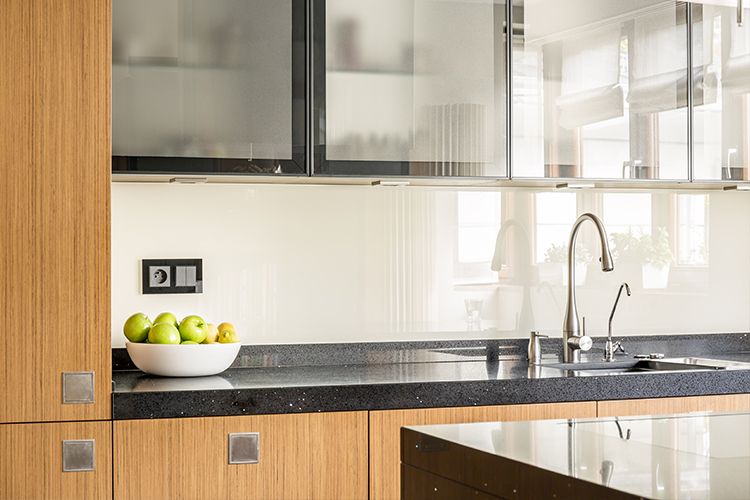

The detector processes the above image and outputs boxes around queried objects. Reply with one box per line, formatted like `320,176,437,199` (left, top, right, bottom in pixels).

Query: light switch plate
228,433,259,464
62,372,95,404
62,440,95,472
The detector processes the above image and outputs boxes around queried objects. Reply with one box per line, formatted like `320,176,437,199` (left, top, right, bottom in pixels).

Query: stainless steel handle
228,433,259,464
62,440,95,472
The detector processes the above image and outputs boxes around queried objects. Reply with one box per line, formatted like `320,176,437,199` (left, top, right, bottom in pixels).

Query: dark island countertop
402,411,750,499
111,334,750,420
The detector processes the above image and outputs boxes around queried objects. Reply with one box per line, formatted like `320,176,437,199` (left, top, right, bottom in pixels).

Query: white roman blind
556,28,625,129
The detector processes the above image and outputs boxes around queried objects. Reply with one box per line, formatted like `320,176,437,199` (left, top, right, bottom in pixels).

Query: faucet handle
567,335,593,352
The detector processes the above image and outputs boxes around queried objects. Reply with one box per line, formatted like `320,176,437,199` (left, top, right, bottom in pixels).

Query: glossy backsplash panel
112,184,750,346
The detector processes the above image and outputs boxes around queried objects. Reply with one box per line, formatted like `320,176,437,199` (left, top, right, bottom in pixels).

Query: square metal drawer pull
62,440,95,472
228,432,259,464
62,372,95,404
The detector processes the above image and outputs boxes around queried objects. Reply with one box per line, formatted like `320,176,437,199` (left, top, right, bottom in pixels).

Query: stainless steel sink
544,357,750,376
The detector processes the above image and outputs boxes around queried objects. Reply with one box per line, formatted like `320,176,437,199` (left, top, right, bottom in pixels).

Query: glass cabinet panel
314,0,508,177
512,0,690,180
112,0,305,175
692,2,750,180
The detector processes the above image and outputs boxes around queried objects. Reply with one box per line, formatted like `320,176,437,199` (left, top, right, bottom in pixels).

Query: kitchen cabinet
111,0,306,177
113,411,368,500
369,402,597,500
691,2,750,180
597,393,750,416
0,421,112,500
312,0,509,178
0,0,111,423
511,0,691,181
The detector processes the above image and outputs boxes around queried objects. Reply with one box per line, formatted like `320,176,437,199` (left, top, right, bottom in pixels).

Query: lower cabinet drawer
113,411,368,500
0,420,112,500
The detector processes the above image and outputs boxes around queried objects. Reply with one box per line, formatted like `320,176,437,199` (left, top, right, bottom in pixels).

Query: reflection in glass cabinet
314,0,508,177
692,2,750,180
512,0,690,180
112,0,306,175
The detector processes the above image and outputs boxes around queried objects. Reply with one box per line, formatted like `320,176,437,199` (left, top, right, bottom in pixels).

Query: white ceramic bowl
126,342,241,377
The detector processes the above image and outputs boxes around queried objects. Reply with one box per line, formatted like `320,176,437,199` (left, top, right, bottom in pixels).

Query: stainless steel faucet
563,213,614,363
605,282,631,361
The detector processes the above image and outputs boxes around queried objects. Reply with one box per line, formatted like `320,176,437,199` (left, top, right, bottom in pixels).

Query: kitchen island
401,411,750,499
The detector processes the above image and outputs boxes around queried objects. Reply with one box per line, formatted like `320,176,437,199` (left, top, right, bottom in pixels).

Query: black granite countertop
112,334,750,420
403,412,750,499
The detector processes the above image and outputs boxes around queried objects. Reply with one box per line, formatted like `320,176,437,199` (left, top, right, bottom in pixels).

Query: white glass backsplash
112,183,750,346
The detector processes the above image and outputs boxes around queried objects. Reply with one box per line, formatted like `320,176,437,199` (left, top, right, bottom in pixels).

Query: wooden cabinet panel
597,394,750,417
114,412,368,500
0,421,112,500
0,0,111,422
369,402,597,500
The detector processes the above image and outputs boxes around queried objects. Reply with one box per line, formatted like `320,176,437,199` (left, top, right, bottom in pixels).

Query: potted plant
639,228,672,289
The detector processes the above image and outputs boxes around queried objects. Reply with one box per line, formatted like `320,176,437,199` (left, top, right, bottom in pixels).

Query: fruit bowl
126,342,241,377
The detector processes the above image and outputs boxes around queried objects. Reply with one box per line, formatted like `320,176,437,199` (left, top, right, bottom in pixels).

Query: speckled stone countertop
112,333,750,420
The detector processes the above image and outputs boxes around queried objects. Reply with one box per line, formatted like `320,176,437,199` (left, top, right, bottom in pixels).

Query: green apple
123,313,152,343
178,315,209,343
148,323,181,344
181,340,198,344
154,312,179,329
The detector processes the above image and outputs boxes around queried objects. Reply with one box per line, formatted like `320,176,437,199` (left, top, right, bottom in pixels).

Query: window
676,194,708,266
455,191,502,283
603,193,652,237
534,192,577,263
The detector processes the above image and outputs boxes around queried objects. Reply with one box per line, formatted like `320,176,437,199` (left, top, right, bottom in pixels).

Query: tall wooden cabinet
0,0,111,497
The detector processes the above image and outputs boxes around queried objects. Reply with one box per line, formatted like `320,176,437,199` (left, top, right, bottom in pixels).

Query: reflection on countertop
404,412,750,500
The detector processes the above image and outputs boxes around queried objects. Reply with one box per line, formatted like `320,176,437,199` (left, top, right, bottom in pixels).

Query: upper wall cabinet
691,1,750,180
312,0,509,178
112,0,305,176
511,0,691,181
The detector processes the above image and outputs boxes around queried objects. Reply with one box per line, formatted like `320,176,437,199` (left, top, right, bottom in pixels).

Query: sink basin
544,357,750,376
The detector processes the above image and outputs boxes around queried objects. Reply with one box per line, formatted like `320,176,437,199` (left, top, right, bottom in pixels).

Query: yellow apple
217,322,239,343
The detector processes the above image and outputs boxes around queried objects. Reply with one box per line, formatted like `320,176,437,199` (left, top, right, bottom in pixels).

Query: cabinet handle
228,432,259,464
62,440,95,472
62,371,95,404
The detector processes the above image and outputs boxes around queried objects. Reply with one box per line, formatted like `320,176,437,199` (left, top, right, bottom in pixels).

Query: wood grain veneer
0,420,112,500
114,412,368,500
369,402,597,500
0,0,111,422
597,394,750,417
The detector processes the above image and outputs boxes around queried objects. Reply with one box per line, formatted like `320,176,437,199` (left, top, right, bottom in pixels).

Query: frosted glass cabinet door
314,0,508,177
112,0,305,175
511,0,690,180
692,2,750,181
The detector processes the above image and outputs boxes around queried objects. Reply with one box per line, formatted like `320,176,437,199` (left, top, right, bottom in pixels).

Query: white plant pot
642,263,670,289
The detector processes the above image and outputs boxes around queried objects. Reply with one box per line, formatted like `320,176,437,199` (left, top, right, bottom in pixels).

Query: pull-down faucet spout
562,213,614,363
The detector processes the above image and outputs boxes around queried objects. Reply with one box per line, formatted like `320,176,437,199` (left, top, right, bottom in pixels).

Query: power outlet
142,259,203,294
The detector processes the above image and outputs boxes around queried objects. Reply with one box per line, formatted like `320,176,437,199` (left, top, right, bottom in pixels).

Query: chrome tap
605,282,631,361
563,213,614,363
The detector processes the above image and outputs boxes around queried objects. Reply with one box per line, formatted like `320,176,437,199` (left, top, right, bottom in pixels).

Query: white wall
112,183,750,346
